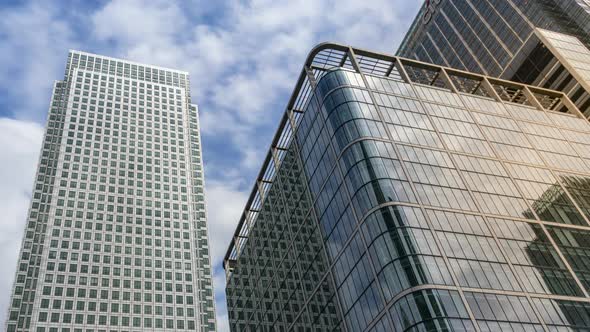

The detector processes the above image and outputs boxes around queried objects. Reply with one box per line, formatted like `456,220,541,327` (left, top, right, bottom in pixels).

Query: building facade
6,50,216,332
397,0,590,119
224,43,590,331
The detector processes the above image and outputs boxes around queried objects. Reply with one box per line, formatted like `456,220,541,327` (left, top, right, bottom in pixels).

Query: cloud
0,1,78,121
92,0,188,45
205,180,249,270
0,118,44,324
205,180,249,332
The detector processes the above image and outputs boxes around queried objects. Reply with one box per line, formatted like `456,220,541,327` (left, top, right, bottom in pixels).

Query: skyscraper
224,43,590,331
6,50,216,332
397,0,590,118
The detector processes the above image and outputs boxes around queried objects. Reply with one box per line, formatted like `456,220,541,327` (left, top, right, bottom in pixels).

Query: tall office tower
6,50,216,332
224,43,590,331
397,0,590,118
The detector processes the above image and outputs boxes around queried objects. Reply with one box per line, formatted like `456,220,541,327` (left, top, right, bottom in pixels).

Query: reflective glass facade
397,0,590,118
225,44,590,331
6,51,216,332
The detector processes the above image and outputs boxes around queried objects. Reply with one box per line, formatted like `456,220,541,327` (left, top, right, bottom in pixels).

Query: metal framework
222,42,584,274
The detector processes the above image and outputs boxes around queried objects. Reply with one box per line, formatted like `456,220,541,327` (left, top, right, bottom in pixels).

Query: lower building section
224,44,590,331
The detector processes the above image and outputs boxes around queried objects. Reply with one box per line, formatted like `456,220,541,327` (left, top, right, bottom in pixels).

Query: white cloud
92,0,188,45
205,180,249,332
0,2,77,121
205,180,249,269
0,118,44,324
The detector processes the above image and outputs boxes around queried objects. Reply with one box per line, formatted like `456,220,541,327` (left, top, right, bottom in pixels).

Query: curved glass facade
225,46,590,331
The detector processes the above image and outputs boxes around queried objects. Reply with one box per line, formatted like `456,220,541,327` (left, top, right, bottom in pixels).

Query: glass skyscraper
397,0,590,118
6,50,216,332
224,43,590,331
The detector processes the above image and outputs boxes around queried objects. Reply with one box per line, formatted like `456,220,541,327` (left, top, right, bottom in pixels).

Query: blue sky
0,0,420,330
